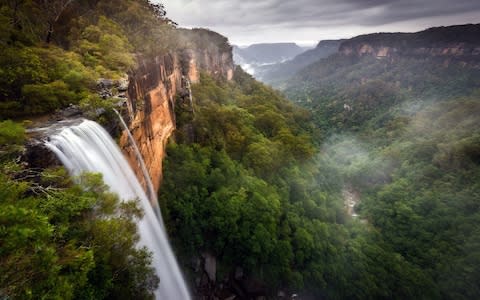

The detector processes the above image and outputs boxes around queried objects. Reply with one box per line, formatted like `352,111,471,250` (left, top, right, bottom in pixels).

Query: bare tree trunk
42,0,74,44
46,22,53,43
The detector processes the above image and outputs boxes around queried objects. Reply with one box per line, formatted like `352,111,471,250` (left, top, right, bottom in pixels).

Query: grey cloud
357,0,480,25
160,0,480,44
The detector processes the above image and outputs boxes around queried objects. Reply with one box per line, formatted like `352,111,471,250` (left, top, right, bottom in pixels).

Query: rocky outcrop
339,24,480,62
118,53,179,192
22,139,61,169
119,43,234,192
182,48,234,83
190,253,276,300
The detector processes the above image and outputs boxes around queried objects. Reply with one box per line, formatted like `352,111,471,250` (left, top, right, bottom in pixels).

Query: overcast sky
159,0,480,46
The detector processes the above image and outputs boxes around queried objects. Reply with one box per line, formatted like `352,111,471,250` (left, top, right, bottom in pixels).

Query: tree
6,0,25,30
37,0,75,43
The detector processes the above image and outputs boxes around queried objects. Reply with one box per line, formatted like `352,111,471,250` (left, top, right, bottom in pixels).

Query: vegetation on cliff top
0,0,230,119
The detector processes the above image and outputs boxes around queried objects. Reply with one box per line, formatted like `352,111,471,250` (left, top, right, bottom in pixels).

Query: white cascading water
182,76,195,116
44,119,191,300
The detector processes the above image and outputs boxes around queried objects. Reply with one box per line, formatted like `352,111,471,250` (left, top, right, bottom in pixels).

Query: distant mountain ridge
256,39,344,85
233,43,306,64
283,23,480,127
251,24,480,90
339,23,480,59
232,42,311,76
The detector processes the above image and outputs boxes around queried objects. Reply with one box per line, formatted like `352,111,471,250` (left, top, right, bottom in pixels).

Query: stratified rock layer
120,46,234,192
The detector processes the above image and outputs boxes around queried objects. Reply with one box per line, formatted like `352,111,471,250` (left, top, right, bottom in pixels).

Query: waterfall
113,109,163,227
183,76,195,116
44,119,191,300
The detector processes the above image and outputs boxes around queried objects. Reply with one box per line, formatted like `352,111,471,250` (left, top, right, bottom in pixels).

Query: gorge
1,0,480,298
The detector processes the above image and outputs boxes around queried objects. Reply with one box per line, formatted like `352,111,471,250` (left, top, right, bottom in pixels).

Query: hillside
160,68,434,299
282,23,480,299
284,24,480,131
256,40,343,86
233,42,309,75
233,43,306,64
339,24,480,58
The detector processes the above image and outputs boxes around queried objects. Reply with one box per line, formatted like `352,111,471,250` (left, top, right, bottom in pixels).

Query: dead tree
38,0,75,43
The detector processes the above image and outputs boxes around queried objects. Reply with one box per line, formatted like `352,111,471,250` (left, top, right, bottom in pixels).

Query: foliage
1,0,479,298
176,28,232,53
285,53,480,133
70,16,135,77
0,120,25,145
0,121,158,299
21,80,78,114
0,161,159,299
283,33,480,298
0,0,178,118
160,71,434,298
0,44,98,118
0,120,26,159
354,95,480,299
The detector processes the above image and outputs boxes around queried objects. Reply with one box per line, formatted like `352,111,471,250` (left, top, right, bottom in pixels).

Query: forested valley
0,0,479,299
162,25,480,298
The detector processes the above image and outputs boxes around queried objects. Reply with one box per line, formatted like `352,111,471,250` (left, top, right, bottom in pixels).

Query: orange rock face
119,48,234,193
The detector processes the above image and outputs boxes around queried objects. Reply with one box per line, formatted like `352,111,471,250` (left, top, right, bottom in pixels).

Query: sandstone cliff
339,24,480,62
119,38,234,193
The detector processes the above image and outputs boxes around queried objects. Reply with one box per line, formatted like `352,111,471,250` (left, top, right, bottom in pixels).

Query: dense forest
1,0,479,299
279,26,480,298
161,69,440,298
160,50,479,298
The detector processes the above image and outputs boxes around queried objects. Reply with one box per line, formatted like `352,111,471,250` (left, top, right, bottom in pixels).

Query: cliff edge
120,29,234,192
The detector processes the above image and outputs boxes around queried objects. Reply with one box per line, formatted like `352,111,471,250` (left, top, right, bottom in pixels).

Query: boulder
22,139,61,169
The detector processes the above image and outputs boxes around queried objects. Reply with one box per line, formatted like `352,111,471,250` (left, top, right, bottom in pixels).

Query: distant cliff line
338,23,480,59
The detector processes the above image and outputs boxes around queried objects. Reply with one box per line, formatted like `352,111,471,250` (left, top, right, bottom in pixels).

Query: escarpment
338,24,480,62
120,39,234,192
